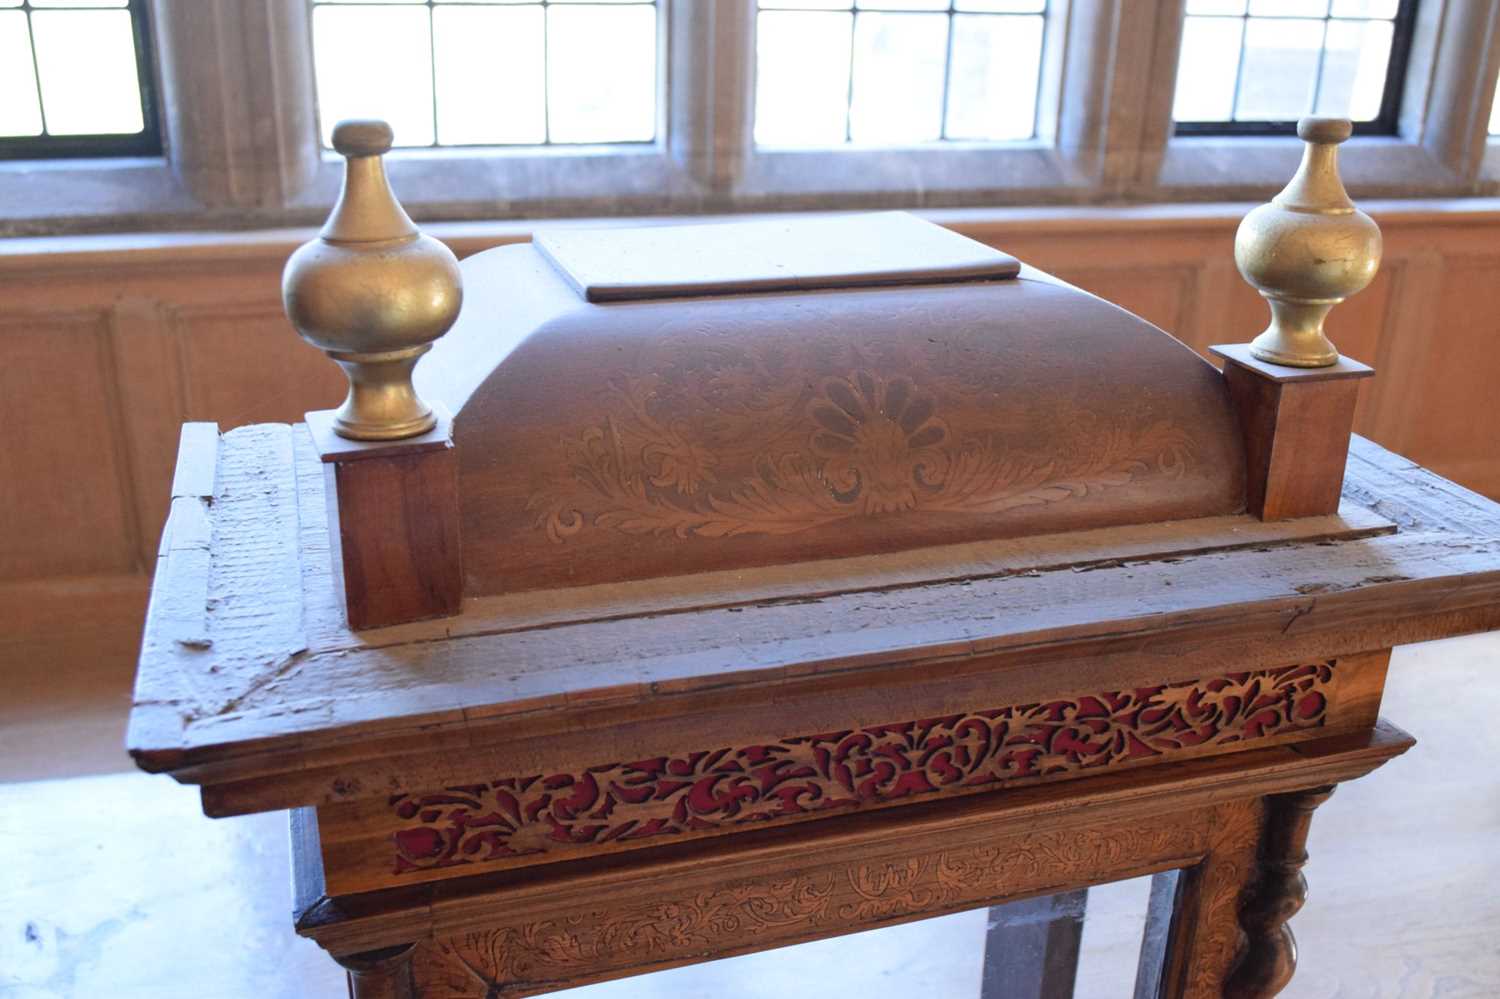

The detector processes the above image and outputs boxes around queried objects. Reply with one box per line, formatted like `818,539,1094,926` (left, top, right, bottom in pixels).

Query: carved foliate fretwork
387,663,1333,880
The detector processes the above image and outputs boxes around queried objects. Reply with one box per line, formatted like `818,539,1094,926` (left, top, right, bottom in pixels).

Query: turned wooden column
334,943,417,999
1225,785,1337,999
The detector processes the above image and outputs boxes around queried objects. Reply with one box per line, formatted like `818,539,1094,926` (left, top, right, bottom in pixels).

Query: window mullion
1416,0,1500,188
668,0,755,196
1055,0,1182,199
151,0,320,212
1123,0,1189,200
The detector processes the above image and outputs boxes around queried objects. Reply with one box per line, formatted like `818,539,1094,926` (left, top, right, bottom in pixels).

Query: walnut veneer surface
417,243,1244,595
129,432,1498,798
11,203,1500,593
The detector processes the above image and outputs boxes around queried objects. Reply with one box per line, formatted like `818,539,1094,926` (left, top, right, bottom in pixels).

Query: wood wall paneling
1,207,1496,589
108,298,191,570
1402,254,1500,491
1051,266,1199,339
1,310,140,577
177,304,343,429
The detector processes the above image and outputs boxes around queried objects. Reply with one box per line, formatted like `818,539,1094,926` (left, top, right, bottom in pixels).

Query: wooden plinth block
1211,344,1374,521
308,407,462,631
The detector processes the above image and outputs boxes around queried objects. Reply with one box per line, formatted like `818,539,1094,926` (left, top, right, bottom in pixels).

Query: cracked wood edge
129,431,1500,800
128,422,309,763
173,525,1498,769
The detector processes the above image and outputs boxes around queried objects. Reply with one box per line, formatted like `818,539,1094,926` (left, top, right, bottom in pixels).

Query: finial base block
1211,344,1374,521
307,405,462,631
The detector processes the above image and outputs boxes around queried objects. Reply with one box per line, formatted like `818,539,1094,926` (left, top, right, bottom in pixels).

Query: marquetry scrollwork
1184,798,1267,999
409,817,1213,998
532,368,1194,542
388,663,1333,877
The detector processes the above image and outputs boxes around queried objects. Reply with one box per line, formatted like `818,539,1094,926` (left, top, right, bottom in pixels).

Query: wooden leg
334,943,416,999
1224,785,1336,999
979,889,1088,999
1152,799,1265,999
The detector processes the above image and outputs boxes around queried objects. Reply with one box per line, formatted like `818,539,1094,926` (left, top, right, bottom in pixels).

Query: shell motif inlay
531,369,1196,542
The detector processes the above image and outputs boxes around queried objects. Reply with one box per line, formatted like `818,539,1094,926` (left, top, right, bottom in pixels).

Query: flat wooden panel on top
534,211,1021,302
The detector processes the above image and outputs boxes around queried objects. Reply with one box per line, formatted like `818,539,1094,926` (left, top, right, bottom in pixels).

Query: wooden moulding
308,407,462,631
1211,344,1375,521
291,720,1415,995
311,649,1390,896
136,433,1500,816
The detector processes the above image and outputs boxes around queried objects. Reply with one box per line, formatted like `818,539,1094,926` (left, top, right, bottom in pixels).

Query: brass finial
1234,116,1382,368
282,119,462,440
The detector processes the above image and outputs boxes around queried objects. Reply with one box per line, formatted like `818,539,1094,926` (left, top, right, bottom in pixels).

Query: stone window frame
2,0,1498,236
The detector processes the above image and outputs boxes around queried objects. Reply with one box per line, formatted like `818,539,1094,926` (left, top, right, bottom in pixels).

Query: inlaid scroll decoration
410,813,1217,998
388,662,1332,877
531,369,1195,542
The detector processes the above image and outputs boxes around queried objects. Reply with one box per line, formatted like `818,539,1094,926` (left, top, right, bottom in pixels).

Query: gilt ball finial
330,118,394,158
282,118,462,440
1233,115,1381,368
1296,116,1353,144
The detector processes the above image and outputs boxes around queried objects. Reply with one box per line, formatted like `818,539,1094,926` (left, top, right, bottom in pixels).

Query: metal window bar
0,0,161,161
307,0,661,150
1174,0,1419,138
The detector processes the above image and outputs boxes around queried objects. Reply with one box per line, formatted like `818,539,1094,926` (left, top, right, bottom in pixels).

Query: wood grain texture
312,409,463,631
334,945,417,999
325,449,462,631
16,634,1500,998
425,245,1245,595
1219,352,1369,520
1156,799,1267,999
408,812,1207,999
126,432,1500,820
1224,785,1336,999
314,657,1379,895
8,206,1500,586
292,723,1413,988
